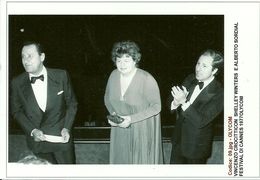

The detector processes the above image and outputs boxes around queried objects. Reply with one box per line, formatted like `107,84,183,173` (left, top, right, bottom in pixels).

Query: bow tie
197,81,204,90
30,75,44,84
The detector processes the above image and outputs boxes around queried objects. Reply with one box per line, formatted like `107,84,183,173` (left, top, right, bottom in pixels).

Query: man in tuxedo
170,49,224,164
10,41,78,164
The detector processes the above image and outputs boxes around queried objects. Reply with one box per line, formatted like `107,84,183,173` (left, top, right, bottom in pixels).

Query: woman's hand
118,115,131,128
107,112,119,127
108,119,118,127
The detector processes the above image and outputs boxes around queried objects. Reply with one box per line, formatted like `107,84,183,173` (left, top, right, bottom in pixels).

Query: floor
8,134,223,164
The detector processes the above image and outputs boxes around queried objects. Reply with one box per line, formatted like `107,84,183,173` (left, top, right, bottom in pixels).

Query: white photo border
0,0,259,179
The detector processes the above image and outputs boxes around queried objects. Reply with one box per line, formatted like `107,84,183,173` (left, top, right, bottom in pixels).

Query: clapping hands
171,85,189,106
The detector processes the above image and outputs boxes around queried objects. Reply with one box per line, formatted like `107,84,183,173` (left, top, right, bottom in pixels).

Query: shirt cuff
181,101,191,111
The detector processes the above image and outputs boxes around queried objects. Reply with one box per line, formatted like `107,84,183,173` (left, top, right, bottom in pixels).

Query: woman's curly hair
111,40,141,64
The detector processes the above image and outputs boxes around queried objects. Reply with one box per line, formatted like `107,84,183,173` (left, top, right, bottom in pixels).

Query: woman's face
116,54,136,76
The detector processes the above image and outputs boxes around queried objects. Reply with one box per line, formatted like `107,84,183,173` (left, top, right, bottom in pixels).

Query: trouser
170,143,207,164
35,147,76,164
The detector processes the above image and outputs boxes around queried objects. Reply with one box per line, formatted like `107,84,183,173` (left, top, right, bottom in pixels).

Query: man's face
195,55,217,82
116,54,136,76
21,44,45,75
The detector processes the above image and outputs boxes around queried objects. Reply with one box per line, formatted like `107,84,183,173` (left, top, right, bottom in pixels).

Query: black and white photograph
8,14,224,165
0,0,259,179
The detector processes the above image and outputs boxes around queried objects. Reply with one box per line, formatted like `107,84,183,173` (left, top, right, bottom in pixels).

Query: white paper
43,134,65,143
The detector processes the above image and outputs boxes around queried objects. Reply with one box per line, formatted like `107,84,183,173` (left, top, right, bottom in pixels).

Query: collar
120,67,137,79
29,66,47,79
200,76,215,89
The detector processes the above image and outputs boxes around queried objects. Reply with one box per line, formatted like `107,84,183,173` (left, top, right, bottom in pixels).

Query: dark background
9,15,224,136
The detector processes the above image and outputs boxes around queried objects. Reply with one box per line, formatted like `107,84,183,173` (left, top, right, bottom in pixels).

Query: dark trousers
170,144,207,164
35,147,76,164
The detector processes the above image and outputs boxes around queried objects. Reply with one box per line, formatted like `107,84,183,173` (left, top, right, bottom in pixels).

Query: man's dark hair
22,40,45,55
201,49,224,75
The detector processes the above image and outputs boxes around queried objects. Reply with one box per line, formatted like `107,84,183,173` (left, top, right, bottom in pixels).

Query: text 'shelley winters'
227,22,244,177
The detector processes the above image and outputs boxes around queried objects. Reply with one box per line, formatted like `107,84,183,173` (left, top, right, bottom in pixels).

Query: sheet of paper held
43,134,66,143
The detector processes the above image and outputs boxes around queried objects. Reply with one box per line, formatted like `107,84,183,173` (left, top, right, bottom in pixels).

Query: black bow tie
30,75,44,84
197,81,204,90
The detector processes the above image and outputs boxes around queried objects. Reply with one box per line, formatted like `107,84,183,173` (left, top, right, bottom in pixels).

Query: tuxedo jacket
172,74,224,159
10,68,78,153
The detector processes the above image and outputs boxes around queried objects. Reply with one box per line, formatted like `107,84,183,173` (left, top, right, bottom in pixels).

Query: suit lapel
186,79,197,101
193,79,218,104
21,74,43,115
45,68,60,112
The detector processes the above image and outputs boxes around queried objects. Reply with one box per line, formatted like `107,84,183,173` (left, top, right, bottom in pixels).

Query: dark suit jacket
10,68,78,153
172,74,223,159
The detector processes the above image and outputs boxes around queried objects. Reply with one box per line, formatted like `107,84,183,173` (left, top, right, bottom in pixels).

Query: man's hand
32,129,46,142
171,86,189,105
61,128,70,143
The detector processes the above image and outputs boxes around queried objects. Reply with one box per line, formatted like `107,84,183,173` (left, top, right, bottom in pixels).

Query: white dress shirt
29,66,48,112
